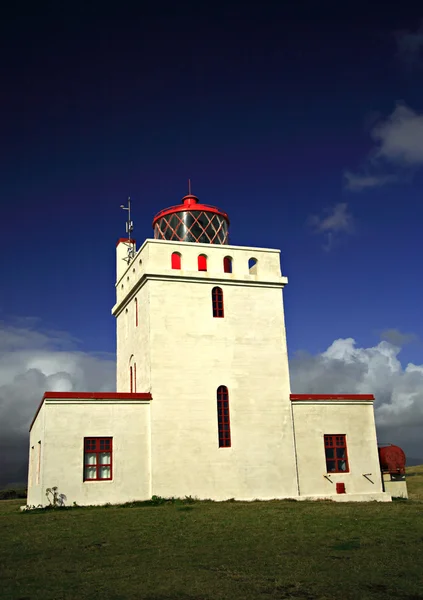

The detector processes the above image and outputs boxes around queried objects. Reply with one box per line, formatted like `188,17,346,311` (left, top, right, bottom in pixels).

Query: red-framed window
84,438,113,481
133,362,137,393
130,366,133,393
135,297,138,327
223,256,232,273
217,386,231,448
171,252,181,270
324,435,349,473
212,287,224,318
198,254,207,271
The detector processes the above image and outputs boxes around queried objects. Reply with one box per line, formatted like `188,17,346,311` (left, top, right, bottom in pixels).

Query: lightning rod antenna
188,178,192,195
120,197,135,263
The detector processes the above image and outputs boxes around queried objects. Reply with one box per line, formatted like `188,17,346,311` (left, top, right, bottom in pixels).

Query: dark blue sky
1,7,423,365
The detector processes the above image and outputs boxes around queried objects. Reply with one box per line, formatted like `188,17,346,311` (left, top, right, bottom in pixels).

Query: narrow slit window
212,287,224,318
135,298,138,327
248,257,258,274
130,366,133,393
84,437,112,481
217,386,231,448
223,256,232,273
198,254,207,271
171,252,181,270
324,435,349,473
134,362,137,393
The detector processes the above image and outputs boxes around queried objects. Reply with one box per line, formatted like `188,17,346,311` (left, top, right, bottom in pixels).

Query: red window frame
171,252,181,270
130,366,133,393
83,437,113,481
198,254,207,271
135,297,138,327
324,435,349,473
217,386,231,448
223,256,232,273
212,287,224,318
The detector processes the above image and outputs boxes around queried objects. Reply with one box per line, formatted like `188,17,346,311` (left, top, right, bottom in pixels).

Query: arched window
248,257,258,274
171,252,181,270
135,298,138,327
212,287,224,318
223,256,232,273
217,386,231,448
129,366,133,393
198,254,207,271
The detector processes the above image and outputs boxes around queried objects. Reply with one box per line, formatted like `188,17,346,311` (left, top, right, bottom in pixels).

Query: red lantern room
152,193,230,245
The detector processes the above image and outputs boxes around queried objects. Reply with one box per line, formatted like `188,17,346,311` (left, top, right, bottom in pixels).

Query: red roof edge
116,238,136,247
29,392,152,432
290,394,374,401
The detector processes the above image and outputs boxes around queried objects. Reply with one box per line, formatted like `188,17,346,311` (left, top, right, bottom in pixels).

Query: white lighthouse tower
26,186,391,508
112,191,299,500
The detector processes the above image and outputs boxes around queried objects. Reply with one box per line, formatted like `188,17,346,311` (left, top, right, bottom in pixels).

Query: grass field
1,467,422,600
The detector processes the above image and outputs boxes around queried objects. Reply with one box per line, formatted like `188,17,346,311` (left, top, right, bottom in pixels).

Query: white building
27,193,391,506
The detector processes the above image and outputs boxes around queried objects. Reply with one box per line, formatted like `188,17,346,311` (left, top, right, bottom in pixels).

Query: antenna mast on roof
188,178,192,195
120,197,135,263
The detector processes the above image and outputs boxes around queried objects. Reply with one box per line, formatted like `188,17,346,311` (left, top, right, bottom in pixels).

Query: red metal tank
378,444,406,475
152,194,230,245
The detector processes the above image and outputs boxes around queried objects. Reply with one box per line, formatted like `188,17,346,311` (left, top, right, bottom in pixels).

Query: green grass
1,473,423,600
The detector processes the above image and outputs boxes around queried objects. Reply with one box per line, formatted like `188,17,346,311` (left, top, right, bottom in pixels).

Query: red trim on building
116,238,136,247
152,198,230,228
42,392,152,400
290,394,374,401
29,392,152,432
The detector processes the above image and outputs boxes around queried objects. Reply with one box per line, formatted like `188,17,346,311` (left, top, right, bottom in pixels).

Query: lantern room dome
152,193,229,245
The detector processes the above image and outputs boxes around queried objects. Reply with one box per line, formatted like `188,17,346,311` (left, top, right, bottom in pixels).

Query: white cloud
0,322,115,487
344,171,398,192
290,338,423,463
395,21,423,70
345,103,423,191
371,103,423,165
308,203,354,251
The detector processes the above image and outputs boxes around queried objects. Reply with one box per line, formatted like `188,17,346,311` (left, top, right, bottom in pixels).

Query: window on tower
84,437,112,481
130,366,133,393
223,256,232,273
217,386,231,448
135,298,138,327
212,287,224,318
248,257,258,274
198,254,207,271
324,435,349,473
171,252,181,270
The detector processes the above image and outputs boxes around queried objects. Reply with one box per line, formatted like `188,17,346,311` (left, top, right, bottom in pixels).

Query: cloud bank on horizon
0,320,422,487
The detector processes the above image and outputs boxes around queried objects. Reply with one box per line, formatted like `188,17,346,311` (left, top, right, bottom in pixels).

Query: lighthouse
26,188,390,507
112,190,300,500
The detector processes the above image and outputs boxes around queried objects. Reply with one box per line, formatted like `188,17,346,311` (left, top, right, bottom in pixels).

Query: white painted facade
27,231,392,506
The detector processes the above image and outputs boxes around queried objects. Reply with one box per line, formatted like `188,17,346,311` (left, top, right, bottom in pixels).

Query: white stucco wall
26,404,45,507
292,400,390,501
28,397,151,507
112,239,299,501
